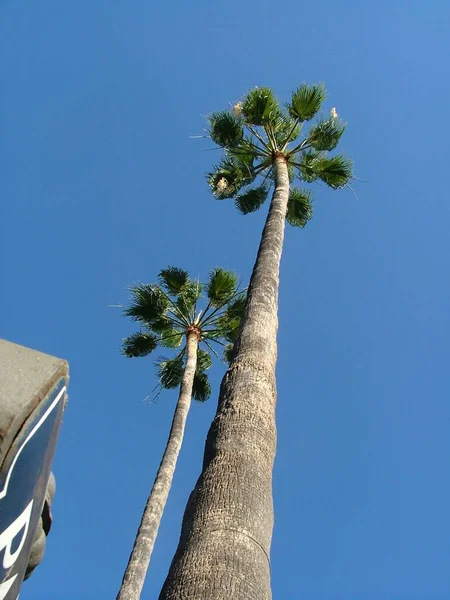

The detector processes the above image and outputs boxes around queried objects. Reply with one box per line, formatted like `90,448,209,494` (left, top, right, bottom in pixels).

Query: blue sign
0,379,66,600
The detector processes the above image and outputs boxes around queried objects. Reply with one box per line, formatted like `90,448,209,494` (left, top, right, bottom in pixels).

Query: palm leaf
210,314,238,342
213,293,246,342
151,315,176,333
224,317,241,342
296,149,324,183
177,280,202,316
228,138,259,170
207,268,237,307
121,331,159,358
157,355,185,389
192,372,211,402
208,111,244,148
274,114,301,147
286,188,313,228
235,185,268,215
316,155,353,189
196,349,212,373
124,284,168,324
223,343,235,364
242,87,282,126
159,267,189,295
287,163,295,182
159,328,184,348
207,157,252,199
288,83,326,121
307,117,346,151
224,293,246,319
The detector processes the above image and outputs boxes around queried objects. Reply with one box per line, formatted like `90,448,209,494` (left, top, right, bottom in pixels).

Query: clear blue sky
1,1,450,599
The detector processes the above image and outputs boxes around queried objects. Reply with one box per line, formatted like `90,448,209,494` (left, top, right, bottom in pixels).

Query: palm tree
159,85,353,600
116,266,245,600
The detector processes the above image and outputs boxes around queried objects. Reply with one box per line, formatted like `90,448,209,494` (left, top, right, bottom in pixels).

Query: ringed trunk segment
159,157,290,600
116,333,199,600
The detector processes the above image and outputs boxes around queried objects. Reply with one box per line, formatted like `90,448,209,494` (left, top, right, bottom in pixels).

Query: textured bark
159,157,290,600
116,333,199,600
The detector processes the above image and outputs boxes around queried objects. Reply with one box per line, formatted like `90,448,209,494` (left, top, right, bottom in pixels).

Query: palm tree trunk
159,156,290,600
116,332,199,600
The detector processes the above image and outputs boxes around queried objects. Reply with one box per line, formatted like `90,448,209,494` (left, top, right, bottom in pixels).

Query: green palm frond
224,293,246,318
307,117,346,151
295,149,324,183
316,155,353,189
274,114,301,148
207,268,238,307
213,293,246,342
242,87,282,126
157,354,185,389
196,349,212,373
177,280,202,316
286,188,313,228
208,315,238,342
159,329,184,348
287,163,295,182
223,343,234,364
207,157,253,199
159,267,189,295
288,83,326,121
124,284,168,324
228,138,260,169
235,185,269,215
192,372,211,402
224,317,241,342
151,315,174,333
208,111,244,148
122,331,159,358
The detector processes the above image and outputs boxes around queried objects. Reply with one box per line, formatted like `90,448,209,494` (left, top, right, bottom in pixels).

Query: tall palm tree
159,85,353,600
116,266,245,600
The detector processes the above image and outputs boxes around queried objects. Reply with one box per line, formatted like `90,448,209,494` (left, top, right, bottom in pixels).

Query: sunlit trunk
159,156,290,600
116,332,199,600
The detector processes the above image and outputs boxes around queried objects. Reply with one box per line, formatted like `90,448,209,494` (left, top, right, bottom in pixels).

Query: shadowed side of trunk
159,157,290,600
116,332,199,600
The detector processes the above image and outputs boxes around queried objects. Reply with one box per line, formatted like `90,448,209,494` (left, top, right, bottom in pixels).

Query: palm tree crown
122,266,245,400
206,84,353,224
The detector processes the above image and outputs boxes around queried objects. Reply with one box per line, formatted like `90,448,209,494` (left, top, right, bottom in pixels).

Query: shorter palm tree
116,266,244,600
